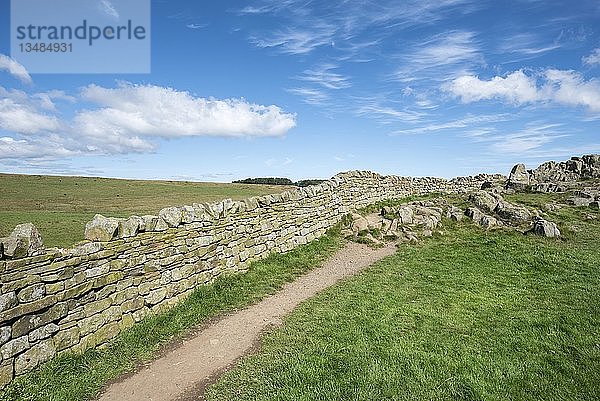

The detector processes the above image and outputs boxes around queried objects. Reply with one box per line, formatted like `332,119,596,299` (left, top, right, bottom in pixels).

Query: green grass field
0,174,291,248
2,187,598,401
206,198,600,400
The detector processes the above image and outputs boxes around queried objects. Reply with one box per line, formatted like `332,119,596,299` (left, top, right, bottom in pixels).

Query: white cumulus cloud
0,54,32,84
444,69,600,113
0,87,62,134
77,83,296,139
443,70,539,104
0,82,297,160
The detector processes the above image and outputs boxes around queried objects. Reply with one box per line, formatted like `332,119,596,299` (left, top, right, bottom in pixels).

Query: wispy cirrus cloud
186,23,208,30
295,64,351,90
241,0,480,58
250,24,336,55
354,98,426,124
393,30,483,82
390,114,509,136
99,0,119,20
286,87,329,105
498,32,561,56
583,48,600,66
491,123,569,153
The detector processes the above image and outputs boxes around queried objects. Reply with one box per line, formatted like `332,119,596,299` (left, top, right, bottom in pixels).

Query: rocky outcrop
508,163,530,188
469,191,500,214
508,154,600,191
344,200,449,243
495,200,531,223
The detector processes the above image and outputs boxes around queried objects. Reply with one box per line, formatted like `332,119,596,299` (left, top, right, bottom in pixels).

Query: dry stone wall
0,170,501,388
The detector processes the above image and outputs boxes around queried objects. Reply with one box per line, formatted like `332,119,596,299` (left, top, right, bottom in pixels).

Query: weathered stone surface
0,326,11,346
54,327,80,352
159,207,182,228
70,242,103,257
83,321,120,348
480,215,498,229
0,335,29,359
85,215,120,242
28,323,59,342
0,361,13,390
446,206,464,222
145,288,167,305
11,302,68,338
0,292,17,313
181,206,196,223
568,197,592,207
350,213,368,233
84,298,112,318
2,223,44,259
508,163,530,187
15,339,56,375
465,207,484,223
590,201,600,210
365,214,383,230
469,191,499,214
17,283,46,303
118,216,142,238
495,201,532,223
532,218,561,238
141,215,159,231
154,218,169,232
397,206,414,224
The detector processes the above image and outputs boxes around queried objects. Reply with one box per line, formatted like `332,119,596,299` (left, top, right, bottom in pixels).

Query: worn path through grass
97,242,395,401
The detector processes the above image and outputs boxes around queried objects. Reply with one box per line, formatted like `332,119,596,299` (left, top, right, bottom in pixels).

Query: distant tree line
233,178,326,187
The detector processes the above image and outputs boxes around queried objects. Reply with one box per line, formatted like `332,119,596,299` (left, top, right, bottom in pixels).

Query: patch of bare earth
96,242,396,401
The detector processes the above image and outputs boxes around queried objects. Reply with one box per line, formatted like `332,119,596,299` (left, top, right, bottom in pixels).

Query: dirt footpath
97,242,396,401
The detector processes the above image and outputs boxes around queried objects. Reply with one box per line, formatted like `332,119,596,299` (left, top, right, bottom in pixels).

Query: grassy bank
207,202,600,400
0,173,292,247
0,229,343,401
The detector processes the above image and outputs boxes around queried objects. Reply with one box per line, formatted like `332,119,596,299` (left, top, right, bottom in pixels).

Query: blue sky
1,0,600,181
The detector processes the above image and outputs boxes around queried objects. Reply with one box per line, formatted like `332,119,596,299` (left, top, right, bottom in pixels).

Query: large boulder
531,218,561,238
508,163,530,188
469,191,499,214
567,197,592,207
365,214,383,230
397,206,414,225
465,207,484,223
480,215,499,229
85,214,120,242
446,206,464,222
495,201,532,223
2,223,44,258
